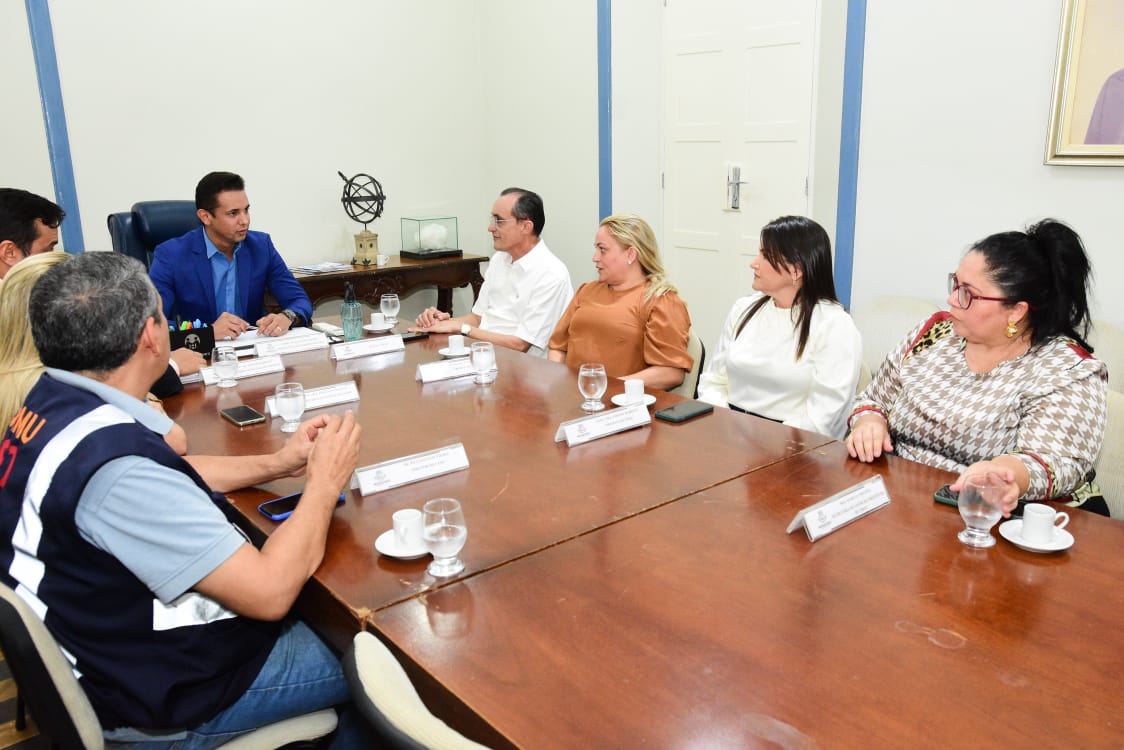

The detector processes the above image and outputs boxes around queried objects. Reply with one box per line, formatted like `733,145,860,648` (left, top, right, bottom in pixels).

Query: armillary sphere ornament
338,171,387,265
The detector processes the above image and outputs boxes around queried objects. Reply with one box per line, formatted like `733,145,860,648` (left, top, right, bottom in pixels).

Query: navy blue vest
0,374,278,730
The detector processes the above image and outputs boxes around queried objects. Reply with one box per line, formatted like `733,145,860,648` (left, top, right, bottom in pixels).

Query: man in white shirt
410,187,572,355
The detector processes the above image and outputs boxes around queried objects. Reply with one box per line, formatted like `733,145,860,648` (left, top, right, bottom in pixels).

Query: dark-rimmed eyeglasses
947,273,1018,309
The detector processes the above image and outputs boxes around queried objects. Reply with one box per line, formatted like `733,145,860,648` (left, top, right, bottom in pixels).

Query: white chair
1094,389,1124,519
670,330,706,398
0,583,338,750
852,295,939,375
343,632,491,749
1090,319,1124,394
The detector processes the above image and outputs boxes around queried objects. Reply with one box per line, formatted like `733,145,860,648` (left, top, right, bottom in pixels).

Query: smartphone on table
220,405,266,427
258,491,346,521
654,399,714,423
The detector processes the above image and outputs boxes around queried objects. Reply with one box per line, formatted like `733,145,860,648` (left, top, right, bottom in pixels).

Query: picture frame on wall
1045,0,1124,165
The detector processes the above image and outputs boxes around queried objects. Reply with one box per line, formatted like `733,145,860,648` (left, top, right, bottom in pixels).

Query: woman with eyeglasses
548,214,692,389
846,219,1109,516
696,215,862,438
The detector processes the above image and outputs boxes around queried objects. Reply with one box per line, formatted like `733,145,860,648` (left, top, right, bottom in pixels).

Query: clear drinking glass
422,497,467,577
380,293,401,325
578,363,608,412
212,346,238,388
471,341,496,384
274,382,305,433
957,475,1004,548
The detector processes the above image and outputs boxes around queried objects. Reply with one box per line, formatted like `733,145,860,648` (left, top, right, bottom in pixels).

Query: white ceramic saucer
438,347,471,358
363,322,396,333
998,519,1074,553
374,529,430,560
610,393,657,407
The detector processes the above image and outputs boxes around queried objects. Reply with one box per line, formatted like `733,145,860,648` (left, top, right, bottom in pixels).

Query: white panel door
664,0,818,352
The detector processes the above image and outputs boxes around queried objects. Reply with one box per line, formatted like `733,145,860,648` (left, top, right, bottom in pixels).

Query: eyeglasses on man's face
489,215,519,228
947,273,1017,309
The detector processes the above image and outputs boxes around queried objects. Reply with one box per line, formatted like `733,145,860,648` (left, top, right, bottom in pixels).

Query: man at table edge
410,187,573,355
0,188,203,396
0,251,369,742
149,171,313,341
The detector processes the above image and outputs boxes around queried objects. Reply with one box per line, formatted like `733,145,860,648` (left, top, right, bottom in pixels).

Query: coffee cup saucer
610,393,656,407
364,322,395,333
998,519,1074,553
375,529,430,560
438,346,471,358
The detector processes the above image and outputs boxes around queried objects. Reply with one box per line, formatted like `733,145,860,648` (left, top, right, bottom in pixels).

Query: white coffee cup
624,378,645,404
376,254,390,267
448,334,465,353
392,508,423,549
1020,503,1069,545
370,312,386,326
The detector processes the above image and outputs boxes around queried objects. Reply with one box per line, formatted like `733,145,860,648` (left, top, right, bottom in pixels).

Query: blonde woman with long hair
0,251,69,428
548,214,692,390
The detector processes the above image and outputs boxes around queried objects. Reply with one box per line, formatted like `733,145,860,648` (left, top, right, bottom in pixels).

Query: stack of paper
291,261,353,274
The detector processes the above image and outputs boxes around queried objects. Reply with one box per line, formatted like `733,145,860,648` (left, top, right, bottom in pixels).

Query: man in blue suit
150,172,313,341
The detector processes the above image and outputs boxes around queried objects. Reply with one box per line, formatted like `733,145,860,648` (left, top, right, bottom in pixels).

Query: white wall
4,1,598,320
852,1,1124,329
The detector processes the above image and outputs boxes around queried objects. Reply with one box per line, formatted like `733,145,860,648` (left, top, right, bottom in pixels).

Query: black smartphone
401,331,429,342
654,399,714,423
934,484,958,507
220,405,266,427
257,492,346,521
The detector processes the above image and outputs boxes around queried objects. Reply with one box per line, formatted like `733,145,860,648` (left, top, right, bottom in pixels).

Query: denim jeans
106,620,372,749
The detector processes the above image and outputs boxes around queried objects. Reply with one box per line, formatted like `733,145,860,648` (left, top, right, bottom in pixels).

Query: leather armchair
107,200,200,269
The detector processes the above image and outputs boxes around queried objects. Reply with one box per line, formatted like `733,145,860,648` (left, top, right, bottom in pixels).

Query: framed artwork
1045,0,1124,165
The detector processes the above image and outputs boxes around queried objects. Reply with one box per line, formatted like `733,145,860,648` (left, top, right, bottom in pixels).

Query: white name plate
254,331,329,357
554,404,651,447
416,358,475,383
350,443,470,496
264,381,360,417
200,354,285,385
330,335,405,361
786,475,891,541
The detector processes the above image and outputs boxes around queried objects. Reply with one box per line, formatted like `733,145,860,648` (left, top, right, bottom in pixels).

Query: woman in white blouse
697,215,862,438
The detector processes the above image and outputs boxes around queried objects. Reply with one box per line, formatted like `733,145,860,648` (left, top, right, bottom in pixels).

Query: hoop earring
1005,320,1018,339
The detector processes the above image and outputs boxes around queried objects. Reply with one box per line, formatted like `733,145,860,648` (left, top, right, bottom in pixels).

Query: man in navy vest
0,252,368,745
150,171,313,341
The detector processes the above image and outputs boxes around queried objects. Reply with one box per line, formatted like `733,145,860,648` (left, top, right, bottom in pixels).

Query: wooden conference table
286,253,487,314
167,333,1124,749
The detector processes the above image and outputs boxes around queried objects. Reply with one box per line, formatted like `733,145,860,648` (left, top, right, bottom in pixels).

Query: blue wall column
597,0,612,220
834,0,867,308
26,0,84,253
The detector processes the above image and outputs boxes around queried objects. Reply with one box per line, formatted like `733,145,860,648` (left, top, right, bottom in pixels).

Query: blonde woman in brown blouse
846,219,1109,516
548,214,692,390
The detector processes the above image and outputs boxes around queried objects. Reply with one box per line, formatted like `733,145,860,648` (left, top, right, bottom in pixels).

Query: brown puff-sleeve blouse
548,280,693,379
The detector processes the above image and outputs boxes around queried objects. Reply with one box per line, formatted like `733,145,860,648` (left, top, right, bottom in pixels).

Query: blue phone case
258,492,345,521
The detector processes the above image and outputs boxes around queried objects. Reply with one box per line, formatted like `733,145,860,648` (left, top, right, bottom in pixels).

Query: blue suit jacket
149,228,312,325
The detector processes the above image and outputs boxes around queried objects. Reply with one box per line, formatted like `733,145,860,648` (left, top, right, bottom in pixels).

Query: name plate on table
200,355,285,385
264,382,360,417
254,330,329,357
416,358,487,383
786,475,891,541
330,335,405,361
554,404,651,447
350,443,470,496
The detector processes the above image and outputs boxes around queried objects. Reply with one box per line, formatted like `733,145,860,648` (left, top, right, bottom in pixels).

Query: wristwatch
282,309,301,326
461,323,472,336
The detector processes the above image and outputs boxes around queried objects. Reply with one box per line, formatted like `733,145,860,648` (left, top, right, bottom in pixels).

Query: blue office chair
107,201,200,269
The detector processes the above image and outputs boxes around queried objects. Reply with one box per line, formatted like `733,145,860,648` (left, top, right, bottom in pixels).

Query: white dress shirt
472,240,573,355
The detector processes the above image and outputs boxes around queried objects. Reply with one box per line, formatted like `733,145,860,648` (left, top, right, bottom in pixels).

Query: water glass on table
211,346,238,388
578,363,608,412
274,382,305,433
422,498,467,577
471,342,496,384
957,475,1004,548
380,293,400,325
